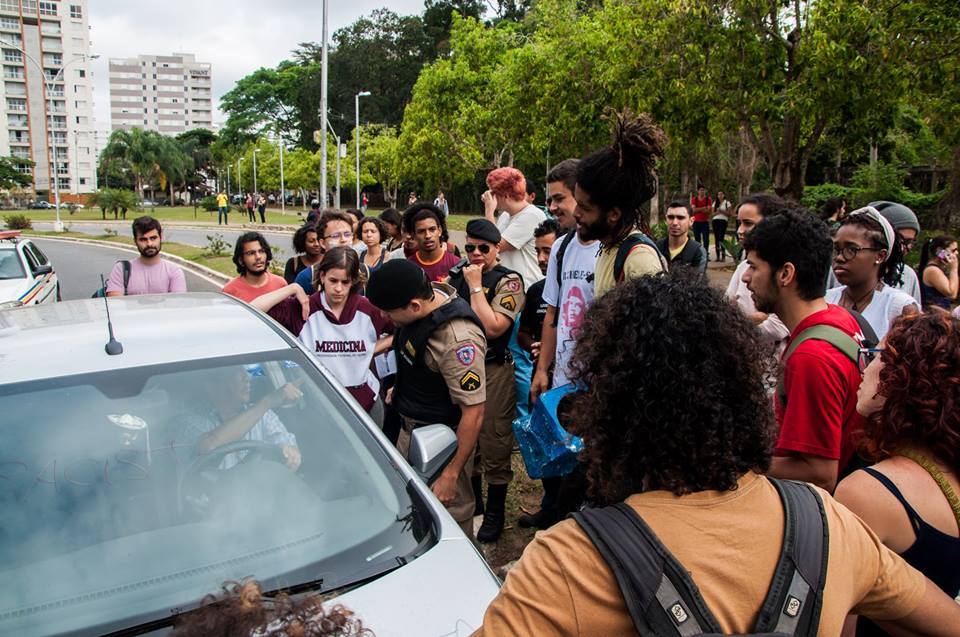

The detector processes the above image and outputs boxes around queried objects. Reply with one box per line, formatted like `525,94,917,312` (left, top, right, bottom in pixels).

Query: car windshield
0,350,433,636
0,247,26,280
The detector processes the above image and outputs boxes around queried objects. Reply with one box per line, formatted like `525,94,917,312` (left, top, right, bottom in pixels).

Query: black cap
465,218,501,245
366,259,428,310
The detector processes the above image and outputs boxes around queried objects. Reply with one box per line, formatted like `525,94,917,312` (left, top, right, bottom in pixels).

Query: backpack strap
614,232,667,282
776,324,860,409
550,230,577,328
121,260,131,295
573,503,722,637
754,479,829,636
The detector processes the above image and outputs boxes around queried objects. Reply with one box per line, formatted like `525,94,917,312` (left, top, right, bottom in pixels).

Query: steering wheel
177,440,288,516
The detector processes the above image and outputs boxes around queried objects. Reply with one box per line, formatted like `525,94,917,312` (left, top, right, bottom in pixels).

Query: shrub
801,183,856,212
200,195,219,212
204,233,232,257
4,213,31,230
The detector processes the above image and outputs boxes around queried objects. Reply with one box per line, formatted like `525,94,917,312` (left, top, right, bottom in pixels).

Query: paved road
32,222,297,252
32,239,222,301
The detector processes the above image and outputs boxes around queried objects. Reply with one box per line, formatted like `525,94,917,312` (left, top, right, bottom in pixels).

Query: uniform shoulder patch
459,370,482,392
504,277,522,293
500,294,517,312
405,340,417,359
455,344,476,366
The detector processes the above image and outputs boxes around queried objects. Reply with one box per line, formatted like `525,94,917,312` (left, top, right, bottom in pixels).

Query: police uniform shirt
487,271,525,326
422,283,488,407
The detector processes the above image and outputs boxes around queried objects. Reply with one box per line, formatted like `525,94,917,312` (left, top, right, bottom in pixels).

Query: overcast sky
88,0,426,130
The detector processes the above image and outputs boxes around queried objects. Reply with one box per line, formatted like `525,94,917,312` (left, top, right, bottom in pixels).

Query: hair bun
607,108,667,170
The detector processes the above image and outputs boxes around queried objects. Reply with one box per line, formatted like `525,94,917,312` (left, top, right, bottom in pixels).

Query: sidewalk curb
54,220,300,234
26,234,231,286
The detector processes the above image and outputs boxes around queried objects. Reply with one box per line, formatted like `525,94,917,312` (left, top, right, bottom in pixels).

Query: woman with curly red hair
835,309,960,636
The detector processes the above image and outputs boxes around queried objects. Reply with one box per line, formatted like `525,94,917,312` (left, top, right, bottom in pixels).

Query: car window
0,350,434,636
0,248,26,279
21,244,39,275
26,242,49,266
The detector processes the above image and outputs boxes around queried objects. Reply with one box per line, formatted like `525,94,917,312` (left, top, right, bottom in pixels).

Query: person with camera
448,219,526,543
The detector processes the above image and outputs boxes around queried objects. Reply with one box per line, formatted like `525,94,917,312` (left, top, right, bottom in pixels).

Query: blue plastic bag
513,383,583,479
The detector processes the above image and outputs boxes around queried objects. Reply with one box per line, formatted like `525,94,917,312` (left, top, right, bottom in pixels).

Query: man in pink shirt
222,231,288,302
106,216,186,296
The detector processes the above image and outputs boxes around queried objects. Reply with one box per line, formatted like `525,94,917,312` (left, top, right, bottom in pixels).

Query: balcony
4,81,25,96
3,67,24,80
7,115,28,129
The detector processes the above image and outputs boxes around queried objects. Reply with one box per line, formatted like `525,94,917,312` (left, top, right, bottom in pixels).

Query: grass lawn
10,207,479,231
27,230,236,277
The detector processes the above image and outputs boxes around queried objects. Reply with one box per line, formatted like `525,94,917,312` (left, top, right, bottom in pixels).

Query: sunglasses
857,347,882,373
464,243,492,254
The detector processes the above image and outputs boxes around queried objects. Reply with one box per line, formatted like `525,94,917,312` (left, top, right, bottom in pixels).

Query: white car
0,230,59,309
0,293,500,636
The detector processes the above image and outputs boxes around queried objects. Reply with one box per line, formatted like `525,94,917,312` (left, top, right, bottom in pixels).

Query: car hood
333,536,499,636
0,277,29,303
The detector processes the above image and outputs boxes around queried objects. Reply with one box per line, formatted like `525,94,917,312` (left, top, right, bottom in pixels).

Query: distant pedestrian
306,199,322,225
407,191,417,206
690,185,712,260
433,190,449,217
245,193,255,223
712,190,732,261
216,190,229,225
361,192,369,214
379,207,403,253
257,194,266,224
820,196,848,230
222,231,287,303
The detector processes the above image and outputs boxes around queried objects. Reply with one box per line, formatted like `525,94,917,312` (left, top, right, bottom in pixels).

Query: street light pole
326,118,341,210
238,158,244,196
279,138,286,213
252,148,259,196
355,91,370,208
0,40,96,231
226,164,231,197
319,0,329,207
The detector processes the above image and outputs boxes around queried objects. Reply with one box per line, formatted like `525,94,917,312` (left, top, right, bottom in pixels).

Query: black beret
465,218,501,244
366,258,428,310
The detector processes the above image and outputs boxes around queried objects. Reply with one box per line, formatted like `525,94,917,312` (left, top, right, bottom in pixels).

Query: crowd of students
193,109,960,636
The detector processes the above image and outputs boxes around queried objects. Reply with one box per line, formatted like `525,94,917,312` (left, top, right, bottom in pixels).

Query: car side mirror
33,264,52,276
408,424,458,485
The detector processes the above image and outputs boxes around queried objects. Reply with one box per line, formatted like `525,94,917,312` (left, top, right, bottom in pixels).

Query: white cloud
89,0,426,130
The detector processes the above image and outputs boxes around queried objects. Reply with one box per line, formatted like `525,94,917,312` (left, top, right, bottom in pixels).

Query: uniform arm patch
459,370,482,391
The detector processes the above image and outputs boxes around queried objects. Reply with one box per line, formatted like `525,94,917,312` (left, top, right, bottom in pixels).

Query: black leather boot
477,483,508,543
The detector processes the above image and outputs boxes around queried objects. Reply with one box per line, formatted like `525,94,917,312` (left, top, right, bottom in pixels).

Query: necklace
842,281,882,313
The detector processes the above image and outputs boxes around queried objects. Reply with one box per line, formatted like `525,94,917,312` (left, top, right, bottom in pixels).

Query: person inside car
178,366,302,471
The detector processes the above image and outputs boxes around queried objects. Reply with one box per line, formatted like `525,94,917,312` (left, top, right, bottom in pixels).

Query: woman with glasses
836,310,960,636
826,207,919,340
917,235,958,310
253,247,394,424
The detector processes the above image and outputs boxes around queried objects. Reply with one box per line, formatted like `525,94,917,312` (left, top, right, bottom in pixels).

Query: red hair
857,309,960,474
486,167,526,201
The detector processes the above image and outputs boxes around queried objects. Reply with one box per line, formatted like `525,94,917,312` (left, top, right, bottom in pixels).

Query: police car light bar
0,230,22,240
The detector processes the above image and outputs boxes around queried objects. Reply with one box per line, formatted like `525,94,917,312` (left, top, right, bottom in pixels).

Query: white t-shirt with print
825,284,919,341
543,233,598,387
497,204,547,290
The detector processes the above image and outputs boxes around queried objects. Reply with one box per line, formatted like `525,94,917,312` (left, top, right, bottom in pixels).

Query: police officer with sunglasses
447,218,526,543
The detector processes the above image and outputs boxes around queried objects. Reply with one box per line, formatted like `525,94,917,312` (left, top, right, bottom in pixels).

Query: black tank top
856,467,960,637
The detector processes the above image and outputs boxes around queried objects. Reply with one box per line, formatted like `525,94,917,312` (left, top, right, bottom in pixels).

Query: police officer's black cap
465,218,501,244
367,259,428,310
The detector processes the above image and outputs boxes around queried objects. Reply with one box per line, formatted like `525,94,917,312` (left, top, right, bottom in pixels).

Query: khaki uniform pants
477,360,516,486
398,417,476,539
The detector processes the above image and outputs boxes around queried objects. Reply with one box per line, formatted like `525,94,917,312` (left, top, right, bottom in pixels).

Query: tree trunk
649,175,660,226
932,147,960,230
680,162,689,198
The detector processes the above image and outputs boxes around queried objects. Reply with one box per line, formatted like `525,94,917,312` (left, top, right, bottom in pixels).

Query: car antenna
100,274,124,356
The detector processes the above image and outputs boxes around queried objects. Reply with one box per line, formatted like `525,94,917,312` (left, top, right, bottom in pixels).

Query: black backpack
92,260,130,298
572,478,828,636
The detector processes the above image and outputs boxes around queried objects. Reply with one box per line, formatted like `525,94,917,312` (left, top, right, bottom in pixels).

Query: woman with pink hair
482,167,547,291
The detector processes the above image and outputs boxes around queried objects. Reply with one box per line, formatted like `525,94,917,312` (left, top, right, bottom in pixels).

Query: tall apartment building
108,53,213,136
0,0,96,198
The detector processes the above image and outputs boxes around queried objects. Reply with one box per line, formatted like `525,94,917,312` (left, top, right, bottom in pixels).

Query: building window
0,0,18,13
79,177,86,185
22,0,37,11
39,2,58,16
69,4,81,18
77,69,84,78
3,49,22,63
0,16,18,29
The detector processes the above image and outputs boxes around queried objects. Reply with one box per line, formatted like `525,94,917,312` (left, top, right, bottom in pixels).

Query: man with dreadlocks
572,109,669,298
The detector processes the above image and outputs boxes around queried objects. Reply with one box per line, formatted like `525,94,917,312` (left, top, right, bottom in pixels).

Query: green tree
0,156,34,190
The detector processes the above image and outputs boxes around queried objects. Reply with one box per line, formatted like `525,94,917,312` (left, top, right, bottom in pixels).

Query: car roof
0,293,295,384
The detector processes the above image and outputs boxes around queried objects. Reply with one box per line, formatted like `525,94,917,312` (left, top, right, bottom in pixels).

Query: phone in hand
938,249,950,260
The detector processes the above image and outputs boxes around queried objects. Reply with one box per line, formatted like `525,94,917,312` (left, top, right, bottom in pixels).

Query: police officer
366,259,487,539
448,219,525,543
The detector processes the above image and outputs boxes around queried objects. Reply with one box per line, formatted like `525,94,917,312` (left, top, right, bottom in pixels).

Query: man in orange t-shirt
222,231,288,303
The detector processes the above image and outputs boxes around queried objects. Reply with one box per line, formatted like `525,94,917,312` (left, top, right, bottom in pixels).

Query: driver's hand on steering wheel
268,382,303,409
281,444,302,471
